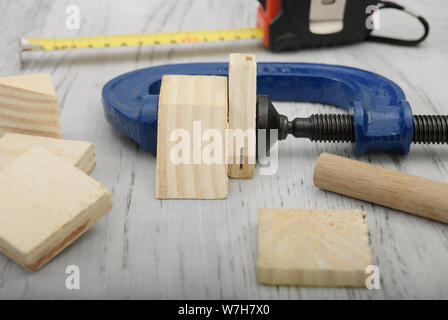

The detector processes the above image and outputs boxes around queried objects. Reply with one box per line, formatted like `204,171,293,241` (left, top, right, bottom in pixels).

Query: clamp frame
102,62,413,155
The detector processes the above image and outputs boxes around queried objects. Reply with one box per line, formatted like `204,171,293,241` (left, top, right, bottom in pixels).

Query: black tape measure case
263,0,429,51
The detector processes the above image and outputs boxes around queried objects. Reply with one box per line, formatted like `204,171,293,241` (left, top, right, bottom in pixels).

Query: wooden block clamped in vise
155,54,258,199
0,147,112,271
0,133,95,173
228,53,257,179
156,75,229,199
0,73,60,138
258,209,372,287
314,153,448,224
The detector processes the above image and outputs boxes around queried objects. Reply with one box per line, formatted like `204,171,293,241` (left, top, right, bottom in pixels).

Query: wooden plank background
0,0,447,299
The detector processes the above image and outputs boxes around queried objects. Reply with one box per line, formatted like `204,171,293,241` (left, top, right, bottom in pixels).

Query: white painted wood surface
0,0,448,299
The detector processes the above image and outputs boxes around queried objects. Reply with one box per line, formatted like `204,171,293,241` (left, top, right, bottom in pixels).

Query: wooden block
0,73,60,138
0,133,95,174
314,152,448,224
258,209,372,287
156,75,228,199
228,53,257,179
0,147,112,271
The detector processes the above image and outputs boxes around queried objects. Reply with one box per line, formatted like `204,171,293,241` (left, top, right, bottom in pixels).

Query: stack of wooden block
0,73,112,271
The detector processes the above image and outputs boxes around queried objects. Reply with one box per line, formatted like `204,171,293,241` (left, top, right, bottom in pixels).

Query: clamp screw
256,95,448,153
286,114,448,144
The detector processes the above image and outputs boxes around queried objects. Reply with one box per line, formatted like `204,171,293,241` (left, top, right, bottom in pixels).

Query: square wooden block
0,147,112,271
0,133,95,173
0,73,60,138
258,209,372,287
156,75,228,199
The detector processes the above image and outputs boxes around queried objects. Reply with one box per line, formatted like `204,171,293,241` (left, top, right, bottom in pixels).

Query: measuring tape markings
22,27,264,51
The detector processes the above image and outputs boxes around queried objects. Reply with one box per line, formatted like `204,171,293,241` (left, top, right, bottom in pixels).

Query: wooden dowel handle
314,152,448,224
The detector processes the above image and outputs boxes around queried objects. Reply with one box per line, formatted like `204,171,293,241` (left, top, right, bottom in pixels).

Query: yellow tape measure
20,27,264,52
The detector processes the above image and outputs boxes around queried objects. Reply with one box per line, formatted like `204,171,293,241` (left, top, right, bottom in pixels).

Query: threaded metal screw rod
413,115,448,144
286,114,448,144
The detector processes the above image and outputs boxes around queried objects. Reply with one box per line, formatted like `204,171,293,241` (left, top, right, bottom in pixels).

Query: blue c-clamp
102,62,416,155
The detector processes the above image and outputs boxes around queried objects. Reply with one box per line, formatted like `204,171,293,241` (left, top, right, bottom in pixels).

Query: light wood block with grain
314,152,448,224
258,208,372,287
0,73,60,138
0,133,95,173
228,53,257,179
156,75,228,199
0,147,112,271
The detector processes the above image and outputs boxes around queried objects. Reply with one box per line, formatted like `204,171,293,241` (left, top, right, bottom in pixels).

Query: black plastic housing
268,0,379,52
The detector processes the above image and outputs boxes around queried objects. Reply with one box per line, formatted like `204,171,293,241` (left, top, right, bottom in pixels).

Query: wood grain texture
258,209,372,287
0,133,95,173
228,53,257,179
0,147,112,271
156,75,228,199
1,0,448,299
314,152,448,224
0,74,60,138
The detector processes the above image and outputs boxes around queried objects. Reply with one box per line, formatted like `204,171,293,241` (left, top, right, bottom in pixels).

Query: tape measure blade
21,27,263,52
